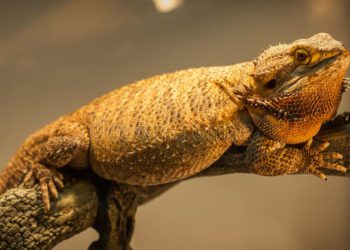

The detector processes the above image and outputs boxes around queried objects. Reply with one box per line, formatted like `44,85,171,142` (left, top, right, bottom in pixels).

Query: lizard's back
75,64,254,185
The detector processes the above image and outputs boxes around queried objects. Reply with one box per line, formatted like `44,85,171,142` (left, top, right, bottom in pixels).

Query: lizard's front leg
24,121,90,211
246,132,347,179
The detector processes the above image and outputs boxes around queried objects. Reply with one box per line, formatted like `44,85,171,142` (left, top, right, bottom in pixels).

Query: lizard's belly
89,111,253,185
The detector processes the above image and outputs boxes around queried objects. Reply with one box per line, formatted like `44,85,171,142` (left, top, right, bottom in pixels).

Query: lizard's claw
232,84,254,101
342,78,350,93
23,163,64,211
303,139,346,180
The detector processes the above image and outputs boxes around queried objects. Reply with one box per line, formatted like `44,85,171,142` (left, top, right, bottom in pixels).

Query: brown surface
0,0,349,249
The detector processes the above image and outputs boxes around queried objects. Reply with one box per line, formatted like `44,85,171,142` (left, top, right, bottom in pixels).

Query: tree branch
0,178,98,249
1,114,350,249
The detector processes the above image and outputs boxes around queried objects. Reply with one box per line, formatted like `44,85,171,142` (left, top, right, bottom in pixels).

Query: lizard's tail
0,161,26,195
0,165,12,194
0,166,9,194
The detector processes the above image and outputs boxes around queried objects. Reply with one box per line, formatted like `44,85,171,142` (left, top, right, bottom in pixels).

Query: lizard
0,32,349,213
0,33,349,249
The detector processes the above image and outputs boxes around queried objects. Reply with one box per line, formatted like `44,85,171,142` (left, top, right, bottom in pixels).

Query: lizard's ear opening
265,79,277,89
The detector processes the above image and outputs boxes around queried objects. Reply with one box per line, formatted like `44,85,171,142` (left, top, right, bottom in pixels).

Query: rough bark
0,178,98,249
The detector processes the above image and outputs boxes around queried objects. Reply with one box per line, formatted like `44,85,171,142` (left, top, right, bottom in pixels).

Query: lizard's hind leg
24,121,90,211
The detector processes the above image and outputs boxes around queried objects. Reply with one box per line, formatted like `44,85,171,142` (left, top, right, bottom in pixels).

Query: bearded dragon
0,33,349,219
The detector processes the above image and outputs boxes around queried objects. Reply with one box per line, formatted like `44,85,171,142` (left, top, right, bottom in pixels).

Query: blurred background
0,0,349,249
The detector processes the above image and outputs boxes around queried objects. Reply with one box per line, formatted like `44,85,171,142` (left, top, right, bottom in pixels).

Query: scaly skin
0,63,256,211
79,64,255,185
0,33,349,249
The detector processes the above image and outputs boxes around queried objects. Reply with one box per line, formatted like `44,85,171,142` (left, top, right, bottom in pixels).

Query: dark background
0,0,349,249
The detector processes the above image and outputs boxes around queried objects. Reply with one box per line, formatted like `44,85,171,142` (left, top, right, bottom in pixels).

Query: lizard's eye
294,48,311,64
265,79,277,89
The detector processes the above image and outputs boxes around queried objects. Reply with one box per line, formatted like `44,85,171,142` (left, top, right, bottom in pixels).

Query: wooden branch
0,178,98,249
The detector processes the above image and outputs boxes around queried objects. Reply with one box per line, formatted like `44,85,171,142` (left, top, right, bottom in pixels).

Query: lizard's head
240,33,350,144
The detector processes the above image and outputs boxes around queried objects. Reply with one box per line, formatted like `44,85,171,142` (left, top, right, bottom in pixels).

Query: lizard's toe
39,178,51,211
304,138,313,150
308,167,327,181
48,179,59,199
320,152,343,160
303,139,346,179
311,141,330,154
26,163,64,211
53,176,64,189
307,159,346,180
23,169,34,187
320,162,347,173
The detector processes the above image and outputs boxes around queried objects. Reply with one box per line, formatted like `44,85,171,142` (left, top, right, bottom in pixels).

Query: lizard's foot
303,138,347,180
24,163,64,211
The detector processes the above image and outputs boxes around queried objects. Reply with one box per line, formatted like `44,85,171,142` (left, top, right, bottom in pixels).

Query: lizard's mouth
275,52,347,94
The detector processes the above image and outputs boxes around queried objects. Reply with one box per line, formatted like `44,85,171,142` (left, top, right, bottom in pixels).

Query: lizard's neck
248,77,344,144
212,62,257,109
